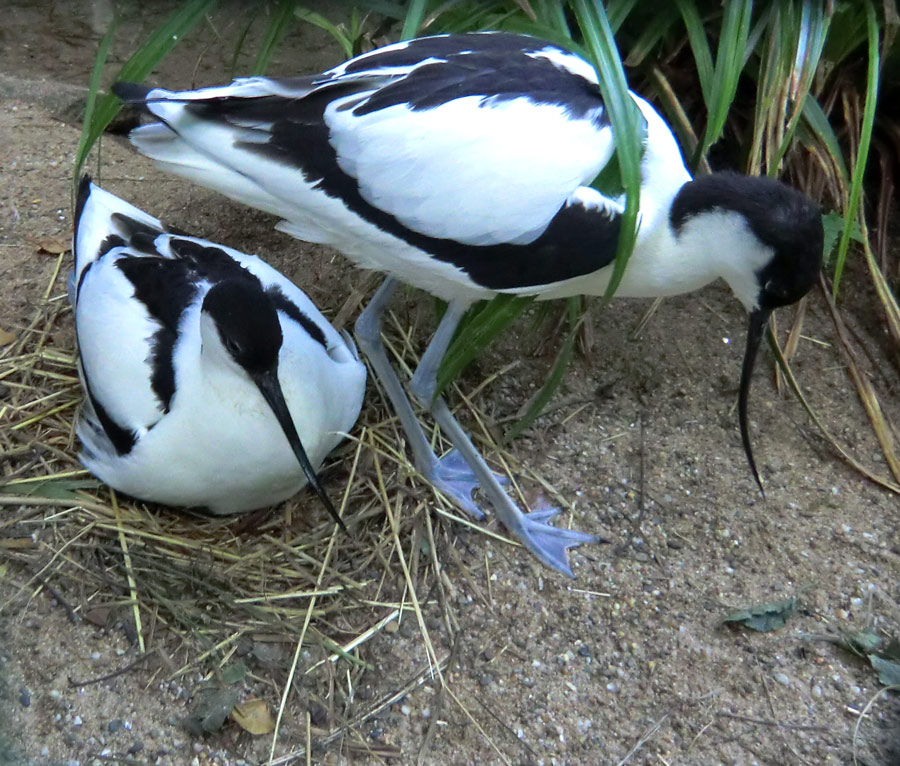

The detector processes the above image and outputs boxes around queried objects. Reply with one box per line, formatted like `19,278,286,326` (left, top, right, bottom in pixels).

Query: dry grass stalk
0,262,562,760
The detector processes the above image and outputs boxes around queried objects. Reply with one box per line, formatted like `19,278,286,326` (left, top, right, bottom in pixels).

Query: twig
617,708,672,766
36,575,80,623
68,650,154,687
715,711,829,732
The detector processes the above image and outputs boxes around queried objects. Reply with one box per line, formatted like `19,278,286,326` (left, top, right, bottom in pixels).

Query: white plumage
72,178,366,518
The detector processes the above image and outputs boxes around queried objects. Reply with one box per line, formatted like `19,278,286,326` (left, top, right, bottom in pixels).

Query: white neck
540,208,772,309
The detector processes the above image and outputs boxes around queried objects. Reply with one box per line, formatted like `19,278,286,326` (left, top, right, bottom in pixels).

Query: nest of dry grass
0,256,571,759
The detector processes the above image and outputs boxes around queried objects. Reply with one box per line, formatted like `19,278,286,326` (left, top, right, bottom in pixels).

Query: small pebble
774,673,790,687
666,539,684,550
73,715,83,726
108,719,122,733
577,645,592,658
19,688,31,707
127,742,144,756
308,700,328,727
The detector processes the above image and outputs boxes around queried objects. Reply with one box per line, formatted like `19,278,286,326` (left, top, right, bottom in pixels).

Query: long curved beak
251,367,348,532
739,307,772,498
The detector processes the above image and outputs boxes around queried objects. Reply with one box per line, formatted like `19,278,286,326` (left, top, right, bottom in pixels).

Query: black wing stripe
239,116,619,290
265,286,328,349
80,363,137,455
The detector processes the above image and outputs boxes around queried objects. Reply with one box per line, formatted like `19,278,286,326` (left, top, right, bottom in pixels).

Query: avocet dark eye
764,280,789,299
224,337,241,356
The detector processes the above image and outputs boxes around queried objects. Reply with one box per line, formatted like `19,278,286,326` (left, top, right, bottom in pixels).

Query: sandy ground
1,2,899,765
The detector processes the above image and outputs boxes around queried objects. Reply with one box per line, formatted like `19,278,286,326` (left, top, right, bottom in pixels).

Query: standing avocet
72,177,366,524
113,31,823,575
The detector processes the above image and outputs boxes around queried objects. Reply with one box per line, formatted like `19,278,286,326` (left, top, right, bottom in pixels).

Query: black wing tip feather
74,174,93,231
112,81,155,110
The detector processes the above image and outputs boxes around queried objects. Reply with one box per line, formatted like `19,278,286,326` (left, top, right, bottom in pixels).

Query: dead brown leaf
230,698,275,735
27,235,70,255
0,328,16,345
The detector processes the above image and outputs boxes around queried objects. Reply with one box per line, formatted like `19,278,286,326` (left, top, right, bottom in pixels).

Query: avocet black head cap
202,279,283,371
673,173,824,495
201,279,347,531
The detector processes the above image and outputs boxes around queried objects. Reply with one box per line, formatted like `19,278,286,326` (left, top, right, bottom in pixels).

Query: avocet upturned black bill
72,177,366,526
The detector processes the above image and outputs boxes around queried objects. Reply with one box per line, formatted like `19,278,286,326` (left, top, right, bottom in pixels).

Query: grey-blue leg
356,280,600,576
408,300,600,577
430,397,599,576
354,278,484,518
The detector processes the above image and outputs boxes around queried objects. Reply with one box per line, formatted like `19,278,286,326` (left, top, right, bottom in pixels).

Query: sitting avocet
71,177,366,524
113,31,823,576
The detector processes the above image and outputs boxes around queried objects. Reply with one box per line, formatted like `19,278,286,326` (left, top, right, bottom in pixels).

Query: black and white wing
115,33,628,291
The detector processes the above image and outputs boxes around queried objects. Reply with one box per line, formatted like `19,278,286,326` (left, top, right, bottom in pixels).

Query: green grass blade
356,1,406,20
745,4,788,175
532,0,571,34
769,1,832,174
401,0,429,39
251,0,298,75
436,295,534,397
76,0,218,184
832,0,880,297
695,0,753,166
606,0,639,33
504,297,580,443
675,0,714,103
798,97,849,183
570,0,643,303
623,4,680,67
229,14,259,79
295,6,355,58
73,12,118,185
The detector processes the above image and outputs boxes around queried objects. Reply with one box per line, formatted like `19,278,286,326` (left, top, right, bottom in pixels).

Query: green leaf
720,596,796,632
881,638,900,662
821,211,862,267
221,661,249,685
841,629,884,657
868,654,900,687
183,687,241,735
